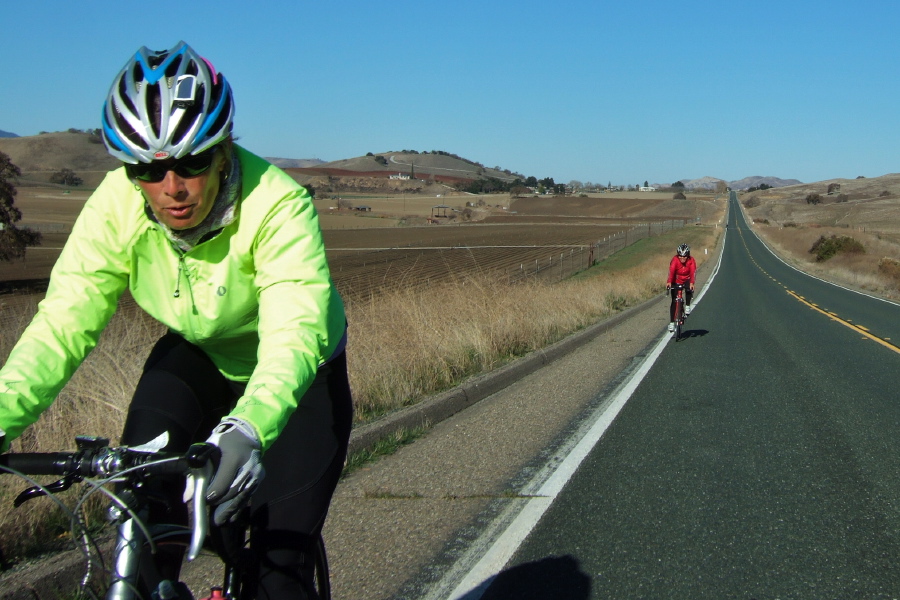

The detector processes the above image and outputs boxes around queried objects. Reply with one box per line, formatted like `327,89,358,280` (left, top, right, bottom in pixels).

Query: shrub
880,191,891,197
743,196,760,208
806,193,822,205
878,257,900,288
673,192,686,200
836,194,849,203
753,218,769,224
809,234,865,262
49,168,82,186
783,222,798,227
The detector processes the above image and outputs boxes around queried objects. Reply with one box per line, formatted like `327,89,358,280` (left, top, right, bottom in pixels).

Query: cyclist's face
678,255,688,263
135,148,225,230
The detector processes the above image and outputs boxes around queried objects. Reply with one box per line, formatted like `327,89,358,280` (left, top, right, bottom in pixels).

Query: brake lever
185,443,216,561
14,474,81,507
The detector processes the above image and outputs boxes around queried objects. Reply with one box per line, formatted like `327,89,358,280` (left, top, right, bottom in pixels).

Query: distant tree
644,180,649,188
510,185,529,198
568,180,583,190
672,181,685,189
49,168,83,186
539,177,556,190
525,176,538,187
0,151,42,261
715,181,728,194
373,155,388,166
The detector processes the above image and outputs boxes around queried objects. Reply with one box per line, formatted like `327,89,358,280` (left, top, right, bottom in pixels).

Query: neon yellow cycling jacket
0,146,346,451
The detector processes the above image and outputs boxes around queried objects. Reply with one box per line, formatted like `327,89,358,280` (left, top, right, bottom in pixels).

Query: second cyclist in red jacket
666,244,697,332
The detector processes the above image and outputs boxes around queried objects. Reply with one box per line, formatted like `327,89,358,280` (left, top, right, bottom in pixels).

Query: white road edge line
437,222,729,600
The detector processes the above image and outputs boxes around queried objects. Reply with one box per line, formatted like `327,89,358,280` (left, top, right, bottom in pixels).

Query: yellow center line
737,224,900,355
786,290,900,354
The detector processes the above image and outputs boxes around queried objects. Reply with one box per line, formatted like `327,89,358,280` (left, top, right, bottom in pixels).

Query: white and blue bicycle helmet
101,41,234,164
676,244,691,257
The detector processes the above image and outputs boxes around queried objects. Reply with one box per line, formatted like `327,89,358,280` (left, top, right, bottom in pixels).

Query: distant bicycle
670,283,688,341
0,435,331,600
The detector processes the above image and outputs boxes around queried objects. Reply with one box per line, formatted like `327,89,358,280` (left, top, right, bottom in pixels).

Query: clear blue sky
2,1,898,186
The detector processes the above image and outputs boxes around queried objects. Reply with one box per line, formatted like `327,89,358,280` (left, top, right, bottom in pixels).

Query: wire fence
507,219,686,284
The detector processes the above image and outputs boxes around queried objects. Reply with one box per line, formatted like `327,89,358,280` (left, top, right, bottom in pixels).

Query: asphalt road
477,193,900,599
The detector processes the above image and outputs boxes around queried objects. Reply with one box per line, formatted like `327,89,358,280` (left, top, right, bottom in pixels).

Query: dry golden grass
750,223,900,300
0,301,164,559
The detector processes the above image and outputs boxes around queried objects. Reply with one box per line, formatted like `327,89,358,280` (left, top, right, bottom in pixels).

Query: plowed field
323,223,632,299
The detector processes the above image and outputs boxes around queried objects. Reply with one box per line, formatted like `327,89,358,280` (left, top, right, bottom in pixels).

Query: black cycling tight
120,332,353,600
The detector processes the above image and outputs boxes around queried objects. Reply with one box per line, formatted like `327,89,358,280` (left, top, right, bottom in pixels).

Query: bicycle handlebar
0,440,215,561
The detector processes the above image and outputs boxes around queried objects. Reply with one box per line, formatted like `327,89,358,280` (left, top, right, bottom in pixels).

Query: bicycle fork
107,513,148,600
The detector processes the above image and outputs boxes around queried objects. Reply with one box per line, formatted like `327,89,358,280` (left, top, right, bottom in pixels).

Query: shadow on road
474,555,591,600
679,328,709,340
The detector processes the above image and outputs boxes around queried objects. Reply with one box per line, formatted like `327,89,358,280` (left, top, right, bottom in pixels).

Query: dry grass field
741,174,900,299
1,185,716,296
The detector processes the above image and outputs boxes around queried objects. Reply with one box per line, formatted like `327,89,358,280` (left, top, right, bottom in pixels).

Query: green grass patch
575,226,716,279
342,426,428,478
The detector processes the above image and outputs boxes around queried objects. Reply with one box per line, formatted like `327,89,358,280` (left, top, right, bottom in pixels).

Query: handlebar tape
0,453,74,476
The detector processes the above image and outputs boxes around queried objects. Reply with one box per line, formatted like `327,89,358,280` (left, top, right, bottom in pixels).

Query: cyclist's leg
247,351,353,600
669,286,677,322
120,332,238,581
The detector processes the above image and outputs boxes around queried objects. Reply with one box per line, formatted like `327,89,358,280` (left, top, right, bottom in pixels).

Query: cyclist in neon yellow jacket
0,41,351,599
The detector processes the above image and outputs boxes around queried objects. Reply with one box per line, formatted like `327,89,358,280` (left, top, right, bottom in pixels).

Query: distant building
640,186,657,192
389,173,410,180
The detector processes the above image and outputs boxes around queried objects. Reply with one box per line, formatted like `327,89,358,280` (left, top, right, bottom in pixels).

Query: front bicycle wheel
674,300,684,341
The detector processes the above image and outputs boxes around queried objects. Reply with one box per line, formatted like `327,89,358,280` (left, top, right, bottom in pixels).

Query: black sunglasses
125,147,219,183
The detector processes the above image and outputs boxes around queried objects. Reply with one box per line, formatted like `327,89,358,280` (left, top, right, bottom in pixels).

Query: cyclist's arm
224,160,344,451
666,257,677,286
0,174,130,450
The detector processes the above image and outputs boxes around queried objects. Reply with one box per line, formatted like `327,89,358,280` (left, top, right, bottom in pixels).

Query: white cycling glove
184,417,265,526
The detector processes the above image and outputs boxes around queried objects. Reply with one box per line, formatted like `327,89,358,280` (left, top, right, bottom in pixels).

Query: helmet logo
154,151,170,159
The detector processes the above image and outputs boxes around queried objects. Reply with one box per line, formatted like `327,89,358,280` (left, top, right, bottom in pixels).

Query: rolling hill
292,151,524,184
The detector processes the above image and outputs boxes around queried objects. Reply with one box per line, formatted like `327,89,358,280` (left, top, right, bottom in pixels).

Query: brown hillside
0,131,119,173
742,173,900,233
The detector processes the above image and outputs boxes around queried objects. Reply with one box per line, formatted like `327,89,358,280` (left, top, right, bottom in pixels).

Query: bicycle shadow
679,328,709,340
461,555,591,600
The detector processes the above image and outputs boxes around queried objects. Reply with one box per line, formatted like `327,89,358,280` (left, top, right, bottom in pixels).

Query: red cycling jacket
667,255,697,286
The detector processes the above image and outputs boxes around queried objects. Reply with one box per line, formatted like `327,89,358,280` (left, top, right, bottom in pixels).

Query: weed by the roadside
342,426,428,478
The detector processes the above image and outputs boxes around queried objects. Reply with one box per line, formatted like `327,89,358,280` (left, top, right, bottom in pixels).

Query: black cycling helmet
676,244,691,257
